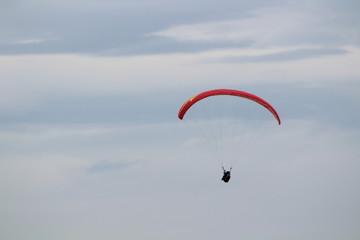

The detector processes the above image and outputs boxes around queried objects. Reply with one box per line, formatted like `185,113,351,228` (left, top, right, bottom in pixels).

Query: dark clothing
222,170,231,183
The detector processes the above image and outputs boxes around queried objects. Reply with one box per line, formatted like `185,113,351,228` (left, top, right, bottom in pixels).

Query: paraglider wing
178,89,281,125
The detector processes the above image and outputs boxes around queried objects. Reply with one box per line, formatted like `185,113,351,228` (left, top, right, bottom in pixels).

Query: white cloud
151,6,313,45
151,3,360,49
11,38,48,45
1,46,360,114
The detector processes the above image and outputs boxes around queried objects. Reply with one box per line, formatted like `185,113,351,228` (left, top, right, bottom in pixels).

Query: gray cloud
87,159,142,173
206,48,349,63
0,0,262,55
1,0,359,56
1,81,359,129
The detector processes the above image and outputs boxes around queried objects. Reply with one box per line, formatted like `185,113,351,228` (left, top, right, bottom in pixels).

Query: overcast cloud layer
1,0,360,240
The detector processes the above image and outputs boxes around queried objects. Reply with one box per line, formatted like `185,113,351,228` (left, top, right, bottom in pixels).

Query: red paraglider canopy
178,89,281,125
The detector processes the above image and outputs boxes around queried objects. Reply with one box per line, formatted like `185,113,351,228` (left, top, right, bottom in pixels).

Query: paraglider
221,167,232,183
178,89,281,183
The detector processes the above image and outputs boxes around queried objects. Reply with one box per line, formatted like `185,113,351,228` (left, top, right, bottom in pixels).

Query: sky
1,0,360,239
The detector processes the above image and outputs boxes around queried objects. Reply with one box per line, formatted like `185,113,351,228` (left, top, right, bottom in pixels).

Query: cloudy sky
1,0,360,239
